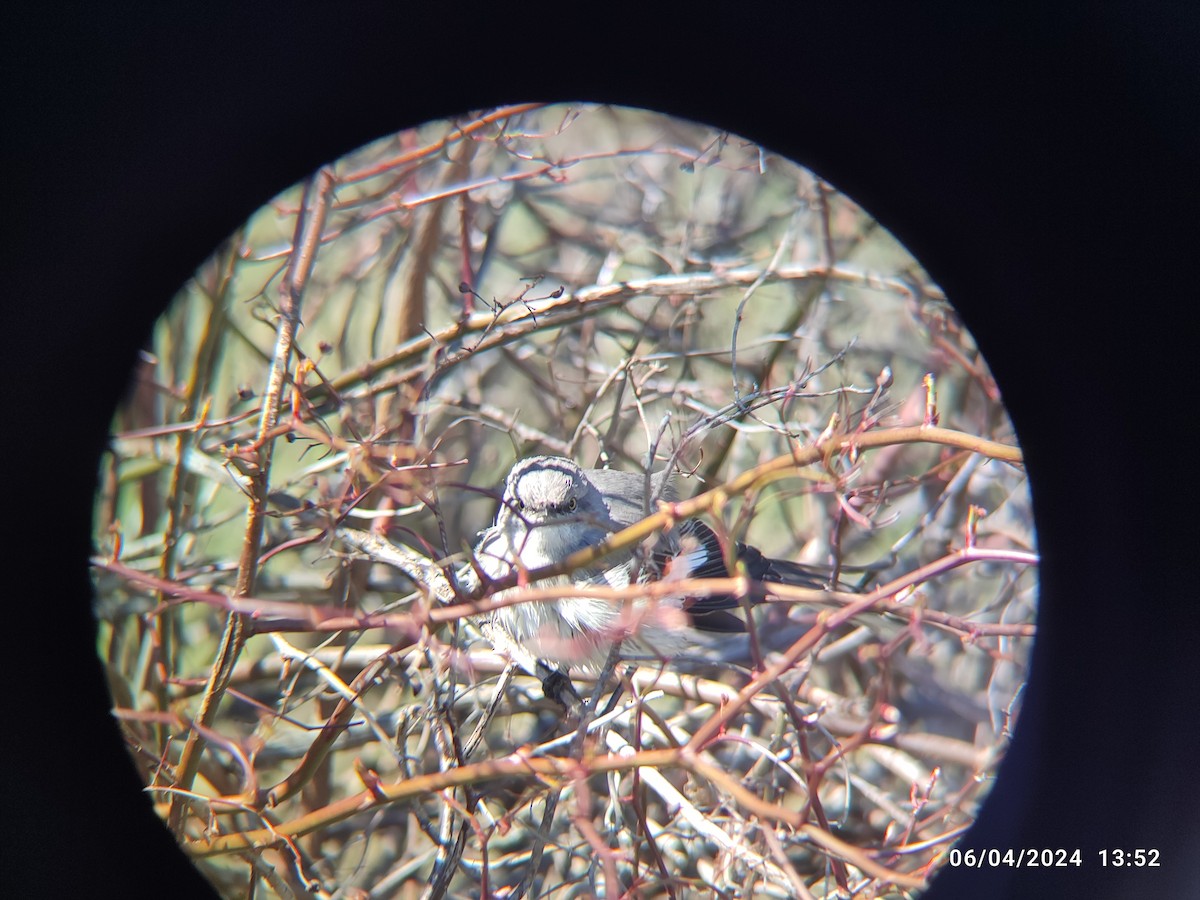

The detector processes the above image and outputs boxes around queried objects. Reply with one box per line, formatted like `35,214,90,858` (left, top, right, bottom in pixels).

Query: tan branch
167,167,335,833
319,264,937,399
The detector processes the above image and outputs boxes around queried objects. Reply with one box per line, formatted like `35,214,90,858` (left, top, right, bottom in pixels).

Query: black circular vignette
7,5,1197,898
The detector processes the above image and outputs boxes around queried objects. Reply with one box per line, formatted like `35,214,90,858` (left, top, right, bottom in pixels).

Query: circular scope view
92,103,1037,898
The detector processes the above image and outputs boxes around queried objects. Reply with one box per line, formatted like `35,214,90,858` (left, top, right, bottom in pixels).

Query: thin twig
520,642,623,898
167,167,335,834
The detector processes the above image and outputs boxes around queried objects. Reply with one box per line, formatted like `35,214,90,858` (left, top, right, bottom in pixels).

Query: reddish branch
184,745,926,890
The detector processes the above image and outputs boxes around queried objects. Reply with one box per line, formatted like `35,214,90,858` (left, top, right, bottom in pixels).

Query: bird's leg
537,660,583,718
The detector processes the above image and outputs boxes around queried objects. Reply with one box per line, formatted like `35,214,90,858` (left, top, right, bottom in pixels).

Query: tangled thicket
94,104,1036,899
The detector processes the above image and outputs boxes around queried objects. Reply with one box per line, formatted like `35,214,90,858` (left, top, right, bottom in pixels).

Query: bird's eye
516,499,525,511
567,497,577,511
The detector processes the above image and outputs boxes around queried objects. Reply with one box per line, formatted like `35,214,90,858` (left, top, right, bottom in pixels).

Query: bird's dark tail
666,519,856,634
737,542,835,591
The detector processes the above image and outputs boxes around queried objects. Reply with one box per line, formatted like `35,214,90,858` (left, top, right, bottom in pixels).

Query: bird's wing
584,465,677,529
653,518,841,633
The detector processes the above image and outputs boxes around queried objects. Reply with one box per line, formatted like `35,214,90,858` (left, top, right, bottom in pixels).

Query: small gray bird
473,455,834,670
